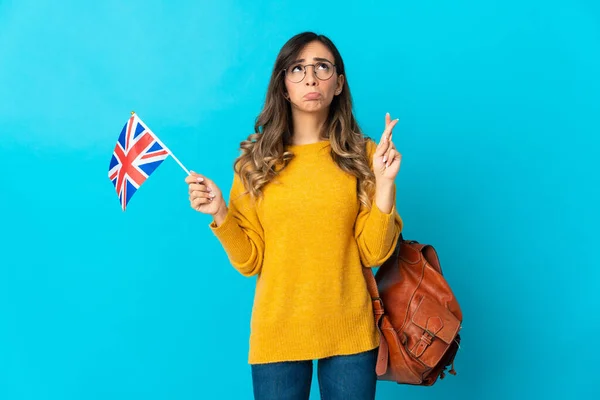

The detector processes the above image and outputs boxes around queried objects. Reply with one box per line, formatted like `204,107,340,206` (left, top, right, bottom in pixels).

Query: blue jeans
250,347,378,400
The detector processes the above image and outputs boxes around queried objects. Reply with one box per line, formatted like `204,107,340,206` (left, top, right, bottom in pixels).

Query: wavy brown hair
233,32,376,208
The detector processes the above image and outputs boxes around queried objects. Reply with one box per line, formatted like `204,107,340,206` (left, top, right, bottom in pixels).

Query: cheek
285,81,298,97
323,80,338,96
322,84,337,101
287,84,306,102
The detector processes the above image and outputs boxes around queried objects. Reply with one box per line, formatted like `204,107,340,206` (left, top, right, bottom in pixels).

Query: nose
304,65,318,86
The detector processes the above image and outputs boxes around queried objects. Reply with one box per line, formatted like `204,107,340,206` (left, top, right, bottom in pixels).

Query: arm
355,181,403,267
355,137,403,267
209,173,265,277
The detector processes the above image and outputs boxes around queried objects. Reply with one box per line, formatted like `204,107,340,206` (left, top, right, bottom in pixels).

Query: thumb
190,170,208,183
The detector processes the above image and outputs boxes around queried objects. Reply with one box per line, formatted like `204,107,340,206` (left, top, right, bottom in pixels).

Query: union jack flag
108,114,170,210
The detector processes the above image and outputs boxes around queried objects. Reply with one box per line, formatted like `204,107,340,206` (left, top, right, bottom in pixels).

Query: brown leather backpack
362,233,463,385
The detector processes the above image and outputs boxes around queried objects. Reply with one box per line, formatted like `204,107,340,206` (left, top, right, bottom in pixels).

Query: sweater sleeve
354,139,403,267
209,172,265,277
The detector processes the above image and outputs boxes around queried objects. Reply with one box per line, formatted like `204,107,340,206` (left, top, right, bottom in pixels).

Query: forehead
296,41,334,61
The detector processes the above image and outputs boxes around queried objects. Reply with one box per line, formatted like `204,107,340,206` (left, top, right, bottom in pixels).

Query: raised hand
184,171,225,215
372,112,402,182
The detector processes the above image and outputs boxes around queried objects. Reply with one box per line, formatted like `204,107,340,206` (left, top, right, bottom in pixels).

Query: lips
304,92,321,100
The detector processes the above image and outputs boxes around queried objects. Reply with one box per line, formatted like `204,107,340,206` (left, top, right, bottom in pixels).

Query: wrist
375,178,394,190
211,200,228,225
374,179,395,214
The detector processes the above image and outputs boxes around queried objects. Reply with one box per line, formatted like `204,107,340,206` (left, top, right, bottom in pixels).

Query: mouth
303,92,322,100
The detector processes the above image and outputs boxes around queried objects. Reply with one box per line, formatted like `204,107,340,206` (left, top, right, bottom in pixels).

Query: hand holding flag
185,171,225,216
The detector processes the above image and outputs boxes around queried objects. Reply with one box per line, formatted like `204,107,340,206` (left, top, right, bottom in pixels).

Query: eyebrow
290,57,333,64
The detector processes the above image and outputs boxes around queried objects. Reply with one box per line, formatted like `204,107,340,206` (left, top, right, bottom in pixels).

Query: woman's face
283,40,344,114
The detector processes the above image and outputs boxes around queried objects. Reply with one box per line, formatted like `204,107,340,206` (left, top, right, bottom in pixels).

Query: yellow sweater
209,138,403,364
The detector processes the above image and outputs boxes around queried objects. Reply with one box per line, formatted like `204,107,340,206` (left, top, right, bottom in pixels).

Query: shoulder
364,137,379,164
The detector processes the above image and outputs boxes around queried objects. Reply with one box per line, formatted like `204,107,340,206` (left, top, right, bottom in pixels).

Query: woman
185,32,403,400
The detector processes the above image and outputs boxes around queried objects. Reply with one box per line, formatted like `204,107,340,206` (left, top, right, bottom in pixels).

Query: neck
290,107,329,145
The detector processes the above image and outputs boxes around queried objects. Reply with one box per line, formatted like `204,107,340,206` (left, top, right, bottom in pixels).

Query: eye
316,62,330,71
290,64,304,73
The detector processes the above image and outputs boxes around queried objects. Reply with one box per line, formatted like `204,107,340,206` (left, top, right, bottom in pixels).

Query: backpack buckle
372,297,385,316
423,328,436,339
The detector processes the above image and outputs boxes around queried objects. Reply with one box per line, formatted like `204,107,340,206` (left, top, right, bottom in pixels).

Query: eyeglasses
283,61,336,83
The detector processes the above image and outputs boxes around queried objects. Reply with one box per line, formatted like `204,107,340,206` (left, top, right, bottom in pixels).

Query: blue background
1,0,598,399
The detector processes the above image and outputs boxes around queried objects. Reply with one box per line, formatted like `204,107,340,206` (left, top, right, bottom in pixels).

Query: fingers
184,174,204,184
383,140,393,164
376,114,399,157
191,196,213,209
185,170,219,211
376,132,391,157
383,142,393,165
385,148,396,168
189,189,217,212
380,113,398,142
190,191,216,201
189,190,215,200
383,138,401,164
387,118,399,137
188,183,210,193
186,171,216,192
384,145,402,168
188,179,216,201
185,170,211,183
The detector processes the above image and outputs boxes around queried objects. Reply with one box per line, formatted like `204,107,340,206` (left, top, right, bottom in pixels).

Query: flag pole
131,111,191,175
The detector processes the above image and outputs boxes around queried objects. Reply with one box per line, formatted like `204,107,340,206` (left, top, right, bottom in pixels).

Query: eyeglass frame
282,60,338,83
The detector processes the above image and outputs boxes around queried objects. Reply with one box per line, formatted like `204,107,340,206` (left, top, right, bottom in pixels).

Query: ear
335,74,345,95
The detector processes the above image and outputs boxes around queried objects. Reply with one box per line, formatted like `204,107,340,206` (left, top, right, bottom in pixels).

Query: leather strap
362,232,403,301
362,233,403,376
